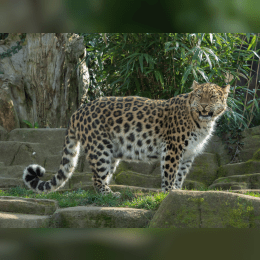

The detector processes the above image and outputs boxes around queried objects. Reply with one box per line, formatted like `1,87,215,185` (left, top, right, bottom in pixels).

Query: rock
242,125,260,138
52,206,155,228
209,173,260,189
114,171,161,188
187,152,218,186
0,196,58,215
149,190,260,228
182,180,206,190
115,160,160,176
0,141,60,167
0,125,8,140
0,165,24,178
217,161,260,178
69,173,93,189
0,177,24,188
203,135,230,165
114,170,206,190
8,128,66,146
239,126,260,162
0,212,51,228
208,182,249,190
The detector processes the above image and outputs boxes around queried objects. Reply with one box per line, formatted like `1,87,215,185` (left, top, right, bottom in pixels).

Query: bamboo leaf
139,54,144,73
182,66,192,84
253,99,260,113
247,35,257,50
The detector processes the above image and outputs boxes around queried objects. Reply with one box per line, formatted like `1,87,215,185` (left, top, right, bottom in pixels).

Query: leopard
23,81,230,197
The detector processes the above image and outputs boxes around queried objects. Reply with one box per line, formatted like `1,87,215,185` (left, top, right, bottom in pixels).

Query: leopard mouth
199,111,214,119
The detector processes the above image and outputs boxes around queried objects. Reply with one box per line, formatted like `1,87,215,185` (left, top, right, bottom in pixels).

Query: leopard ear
222,84,230,97
191,80,199,90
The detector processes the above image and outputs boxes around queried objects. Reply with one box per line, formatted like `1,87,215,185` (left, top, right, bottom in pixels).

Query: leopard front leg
174,157,195,189
160,150,182,192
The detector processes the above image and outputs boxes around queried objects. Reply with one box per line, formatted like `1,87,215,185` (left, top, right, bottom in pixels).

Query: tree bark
0,33,89,129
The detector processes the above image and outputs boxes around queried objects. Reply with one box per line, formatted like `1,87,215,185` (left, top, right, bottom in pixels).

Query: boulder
187,152,218,186
115,160,160,176
217,161,260,178
239,126,260,162
149,190,260,228
8,128,66,146
209,173,260,190
0,212,51,228
114,171,161,188
0,177,24,188
203,135,230,165
52,206,155,228
0,141,60,167
0,196,58,215
0,125,8,140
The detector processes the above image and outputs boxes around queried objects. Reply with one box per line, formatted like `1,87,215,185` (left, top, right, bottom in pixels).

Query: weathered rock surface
0,212,51,228
239,125,260,162
0,125,8,140
187,152,218,186
217,161,260,178
52,206,155,228
149,190,260,228
203,135,230,165
209,173,260,190
0,196,58,215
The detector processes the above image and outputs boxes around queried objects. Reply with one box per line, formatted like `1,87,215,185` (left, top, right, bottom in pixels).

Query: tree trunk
0,33,89,130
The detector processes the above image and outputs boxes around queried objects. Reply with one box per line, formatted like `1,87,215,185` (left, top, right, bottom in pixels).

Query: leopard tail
23,123,80,193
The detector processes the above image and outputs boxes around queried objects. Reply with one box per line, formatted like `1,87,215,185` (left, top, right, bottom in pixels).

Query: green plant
23,120,39,129
0,33,26,59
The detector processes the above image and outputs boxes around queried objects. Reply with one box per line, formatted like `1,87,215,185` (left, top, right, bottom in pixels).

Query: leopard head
189,81,230,123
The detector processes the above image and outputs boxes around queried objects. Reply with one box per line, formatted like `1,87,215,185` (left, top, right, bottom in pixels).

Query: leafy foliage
0,33,26,59
23,120,39,129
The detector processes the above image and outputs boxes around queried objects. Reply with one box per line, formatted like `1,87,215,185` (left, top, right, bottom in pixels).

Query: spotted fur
23,81,230,197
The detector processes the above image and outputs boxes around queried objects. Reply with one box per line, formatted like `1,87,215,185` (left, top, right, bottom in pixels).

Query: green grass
0,186,168,211
244,192,260,198
1,186,258,211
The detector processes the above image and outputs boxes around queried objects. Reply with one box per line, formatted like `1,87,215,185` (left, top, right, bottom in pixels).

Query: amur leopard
23,81,230,197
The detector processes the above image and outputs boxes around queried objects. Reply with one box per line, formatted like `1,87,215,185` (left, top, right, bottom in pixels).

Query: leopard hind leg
86,143,121,197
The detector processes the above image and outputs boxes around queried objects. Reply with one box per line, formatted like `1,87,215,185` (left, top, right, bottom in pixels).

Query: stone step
0,141,61,167
208,182,249,190
209,173,260,190
217,161,260,178
8,128,66,146
51,206,155,228
0,196,58,215
0,177,24,188
113,170,206,190
0,165,25,178
0,211,51,228
0,162,4,167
